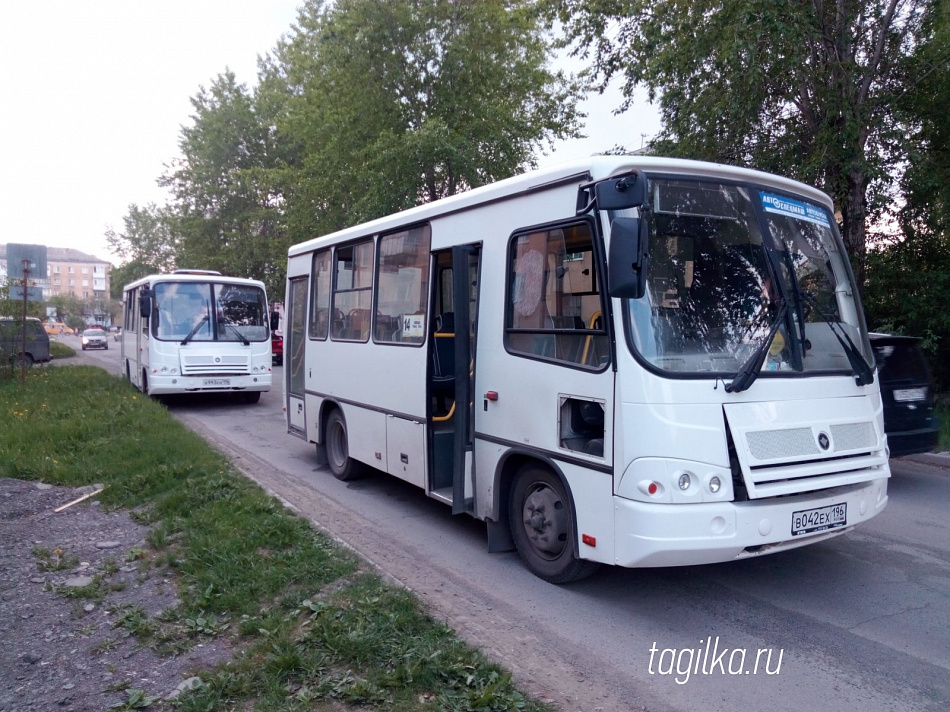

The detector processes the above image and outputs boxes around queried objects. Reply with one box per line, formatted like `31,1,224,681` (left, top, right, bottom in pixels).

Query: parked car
0,317,52,366
44,321,75,336
81,327,109,351
870,333,939,457
272,332,283,366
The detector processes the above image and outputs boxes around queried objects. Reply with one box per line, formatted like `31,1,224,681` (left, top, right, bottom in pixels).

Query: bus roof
287,155,834,257
122,272,267,292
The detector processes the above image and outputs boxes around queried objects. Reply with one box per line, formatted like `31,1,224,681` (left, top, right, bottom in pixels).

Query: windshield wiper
180,314,209,345
725,301,788,393
222,322,250,345
799,291,874,386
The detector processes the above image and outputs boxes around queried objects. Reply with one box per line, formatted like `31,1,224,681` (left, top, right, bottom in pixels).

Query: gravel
0,478,231,712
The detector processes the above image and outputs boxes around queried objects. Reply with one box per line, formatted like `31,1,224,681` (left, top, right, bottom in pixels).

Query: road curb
903,451,950,470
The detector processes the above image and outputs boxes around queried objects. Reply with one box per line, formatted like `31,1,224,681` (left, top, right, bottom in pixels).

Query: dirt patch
0,478,230,712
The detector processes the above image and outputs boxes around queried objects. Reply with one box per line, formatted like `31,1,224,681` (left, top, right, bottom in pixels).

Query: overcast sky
0,1,659,266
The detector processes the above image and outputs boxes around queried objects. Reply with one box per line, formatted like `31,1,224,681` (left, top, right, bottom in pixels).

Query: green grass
936,396,950,451
50,340,75,359
0,366,547,712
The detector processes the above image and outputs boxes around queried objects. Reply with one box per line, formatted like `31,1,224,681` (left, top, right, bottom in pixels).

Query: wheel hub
522,485,567,555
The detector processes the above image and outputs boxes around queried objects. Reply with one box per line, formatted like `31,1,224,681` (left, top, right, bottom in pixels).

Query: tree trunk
841,171,869,293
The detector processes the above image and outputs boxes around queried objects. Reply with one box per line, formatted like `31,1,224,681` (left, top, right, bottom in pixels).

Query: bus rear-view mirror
608,217,648,300
139,287,152,318
595,173,647,210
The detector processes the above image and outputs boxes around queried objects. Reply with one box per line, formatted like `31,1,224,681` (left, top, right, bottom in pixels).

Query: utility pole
20,258,31,385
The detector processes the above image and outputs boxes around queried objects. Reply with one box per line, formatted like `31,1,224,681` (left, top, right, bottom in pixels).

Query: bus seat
331,309,346,339
347,308,370,340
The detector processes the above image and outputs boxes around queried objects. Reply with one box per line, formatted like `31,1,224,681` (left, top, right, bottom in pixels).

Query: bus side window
375,225,431,345
505,222,608,369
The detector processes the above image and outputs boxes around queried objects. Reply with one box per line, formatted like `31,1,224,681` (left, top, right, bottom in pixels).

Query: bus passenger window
331,240,374,342
505,222,608,369
309,249,331,340
375,225,431,345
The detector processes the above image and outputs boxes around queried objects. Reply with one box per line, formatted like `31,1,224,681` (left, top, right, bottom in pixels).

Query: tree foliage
105,203,178,275
546,0,932,286
159,71,287,296
147,0,578,299
863,0,950,387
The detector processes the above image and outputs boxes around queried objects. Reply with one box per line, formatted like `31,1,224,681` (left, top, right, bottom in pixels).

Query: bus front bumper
613,477,888,568
146,373,271,396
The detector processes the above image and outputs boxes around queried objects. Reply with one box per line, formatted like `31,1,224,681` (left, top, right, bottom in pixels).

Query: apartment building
0,245,111,301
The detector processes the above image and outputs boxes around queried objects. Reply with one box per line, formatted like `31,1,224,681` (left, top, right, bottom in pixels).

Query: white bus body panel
282,156,891,570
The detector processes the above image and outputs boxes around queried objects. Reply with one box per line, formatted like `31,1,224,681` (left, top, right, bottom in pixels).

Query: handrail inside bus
581,311,603,365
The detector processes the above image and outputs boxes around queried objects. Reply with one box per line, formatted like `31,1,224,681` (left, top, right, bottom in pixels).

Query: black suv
870,333,939,458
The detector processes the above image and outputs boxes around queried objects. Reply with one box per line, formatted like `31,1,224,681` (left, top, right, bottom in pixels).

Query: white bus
121,270,273,402
282,156,890,582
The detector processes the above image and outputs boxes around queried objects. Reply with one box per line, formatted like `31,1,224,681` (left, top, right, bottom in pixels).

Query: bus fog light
678,473,691,490
708,476,721,493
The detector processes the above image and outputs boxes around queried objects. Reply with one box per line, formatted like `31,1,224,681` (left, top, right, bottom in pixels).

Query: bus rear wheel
325,410,365,481
509,464,599,584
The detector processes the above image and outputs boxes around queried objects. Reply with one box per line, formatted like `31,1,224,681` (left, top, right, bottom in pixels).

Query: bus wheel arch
324,407,365,481
506,459,599,584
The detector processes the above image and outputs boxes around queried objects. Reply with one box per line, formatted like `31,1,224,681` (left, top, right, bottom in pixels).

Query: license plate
894,387,927,402
203,378,231,387
791,503,847,536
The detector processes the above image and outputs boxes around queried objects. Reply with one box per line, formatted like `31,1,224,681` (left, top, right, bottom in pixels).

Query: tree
546,0,931,287
863,1,950,387
159,70,291,299
259,0,582,231
105,203,178,276
46,294,85,328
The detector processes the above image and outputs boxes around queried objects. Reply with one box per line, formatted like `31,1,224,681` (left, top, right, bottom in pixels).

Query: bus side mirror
139,287,152,318
595,173,647,210
608,217,649,300
270,312,280,331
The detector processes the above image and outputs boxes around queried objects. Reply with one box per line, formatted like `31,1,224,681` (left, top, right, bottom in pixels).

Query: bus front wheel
509,464,599,584
325,410,365,481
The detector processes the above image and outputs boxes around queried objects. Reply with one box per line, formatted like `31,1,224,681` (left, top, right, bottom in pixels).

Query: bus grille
181,355,249,375
738,420,885,498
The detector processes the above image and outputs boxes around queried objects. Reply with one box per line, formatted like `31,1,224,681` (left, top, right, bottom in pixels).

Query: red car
271,333,283,366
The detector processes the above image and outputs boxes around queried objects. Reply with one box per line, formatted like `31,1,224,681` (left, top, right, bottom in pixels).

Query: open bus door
428,245,480,514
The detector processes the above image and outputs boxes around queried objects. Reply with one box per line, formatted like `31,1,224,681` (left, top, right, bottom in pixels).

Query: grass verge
50,340,76,359
1,365,548,711
936,395,950,451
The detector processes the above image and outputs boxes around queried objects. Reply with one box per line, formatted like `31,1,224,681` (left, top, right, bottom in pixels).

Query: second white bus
282,156,890,582
121,270,273,402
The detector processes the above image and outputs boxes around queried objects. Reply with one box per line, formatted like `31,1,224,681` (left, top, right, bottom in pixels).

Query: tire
141,369,149,396
508,464,599,584
82,345,87,351
105,344,109,350
243,391,261,404
325,409,365,481
15,353,34,369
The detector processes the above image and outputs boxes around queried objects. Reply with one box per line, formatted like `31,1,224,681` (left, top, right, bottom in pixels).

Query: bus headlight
709,476,721,493
678,473,691,490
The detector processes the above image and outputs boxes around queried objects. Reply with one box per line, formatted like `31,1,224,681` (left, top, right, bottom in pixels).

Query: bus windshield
621,177,871,378
153,281,269,343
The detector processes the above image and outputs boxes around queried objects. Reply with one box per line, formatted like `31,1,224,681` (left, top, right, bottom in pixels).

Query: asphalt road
72,346,950,712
